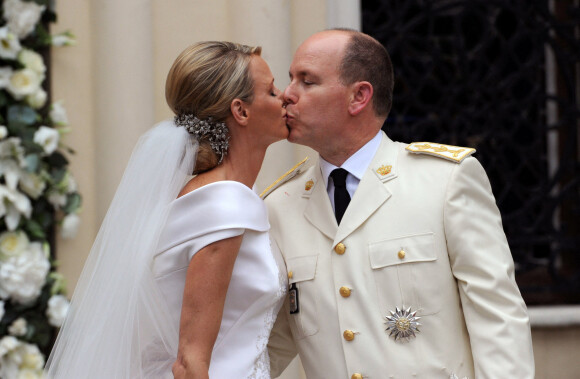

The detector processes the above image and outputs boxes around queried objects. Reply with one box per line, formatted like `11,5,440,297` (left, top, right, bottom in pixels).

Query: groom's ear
348,81,373,116
230,99,249,125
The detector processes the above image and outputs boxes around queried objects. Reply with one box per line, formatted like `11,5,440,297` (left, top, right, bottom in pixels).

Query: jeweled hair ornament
174,114,230,164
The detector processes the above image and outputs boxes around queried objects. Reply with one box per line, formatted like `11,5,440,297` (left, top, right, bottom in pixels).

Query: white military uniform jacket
266,132,534,379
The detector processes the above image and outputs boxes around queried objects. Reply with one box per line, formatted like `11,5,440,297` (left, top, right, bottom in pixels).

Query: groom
265,29,535,378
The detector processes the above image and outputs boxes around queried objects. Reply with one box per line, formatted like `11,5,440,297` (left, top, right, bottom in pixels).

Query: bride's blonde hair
165,42,262,173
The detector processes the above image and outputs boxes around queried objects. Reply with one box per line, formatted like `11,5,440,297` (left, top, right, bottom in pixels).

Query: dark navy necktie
330,168,351,225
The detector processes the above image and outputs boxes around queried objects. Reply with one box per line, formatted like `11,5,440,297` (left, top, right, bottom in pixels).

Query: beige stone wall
532,327,580,378
50,1,578,377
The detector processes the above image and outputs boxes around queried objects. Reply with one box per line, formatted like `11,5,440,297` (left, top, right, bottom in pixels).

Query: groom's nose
283,84,296,105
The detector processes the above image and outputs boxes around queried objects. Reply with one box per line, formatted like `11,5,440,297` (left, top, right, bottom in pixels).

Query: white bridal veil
45,121,198,378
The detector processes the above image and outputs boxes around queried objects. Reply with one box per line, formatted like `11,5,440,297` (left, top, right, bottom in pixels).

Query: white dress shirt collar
320,130,383,203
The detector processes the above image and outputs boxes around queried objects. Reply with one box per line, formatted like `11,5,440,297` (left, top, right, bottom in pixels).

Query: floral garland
0,0,78,377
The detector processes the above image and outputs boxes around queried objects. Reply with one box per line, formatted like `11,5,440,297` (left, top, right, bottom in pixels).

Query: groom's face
283,32,351,152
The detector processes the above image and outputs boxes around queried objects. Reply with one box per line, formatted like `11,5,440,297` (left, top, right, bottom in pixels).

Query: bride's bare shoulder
177,169,226,198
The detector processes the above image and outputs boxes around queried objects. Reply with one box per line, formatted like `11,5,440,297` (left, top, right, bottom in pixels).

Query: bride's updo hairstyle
166,41,262,174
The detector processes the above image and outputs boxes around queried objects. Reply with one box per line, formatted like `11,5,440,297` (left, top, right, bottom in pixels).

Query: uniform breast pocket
368,232,441,316
286,254,319,339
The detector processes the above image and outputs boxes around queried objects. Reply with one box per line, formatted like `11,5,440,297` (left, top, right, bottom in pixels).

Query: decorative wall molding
529,306,580,327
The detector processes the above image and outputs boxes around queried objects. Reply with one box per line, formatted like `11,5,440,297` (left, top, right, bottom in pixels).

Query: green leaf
33,23,53,46
25,323,37,339
21,137,44,153
7,105,39,127
51,167,67,183
49,272,68,295
46,151,69,168
6,122,25,135
30,205,54,229
0,91,8,108
25,219,46,239
64,193,81,213
24,154,40,172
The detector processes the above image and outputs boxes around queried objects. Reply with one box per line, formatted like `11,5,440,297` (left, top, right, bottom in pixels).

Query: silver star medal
385,307,421,341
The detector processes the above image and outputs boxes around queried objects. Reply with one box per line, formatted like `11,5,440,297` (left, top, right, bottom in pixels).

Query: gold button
398,250,406,259
288,271,293,279
343,330,355,341
339,286,351,297
335,243,346,255
351,374,363,379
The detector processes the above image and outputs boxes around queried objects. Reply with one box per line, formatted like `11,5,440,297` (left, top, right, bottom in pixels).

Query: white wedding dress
46,124,286,378
150,180,287,378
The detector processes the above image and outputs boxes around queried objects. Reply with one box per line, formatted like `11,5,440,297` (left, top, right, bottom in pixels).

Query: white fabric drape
46,121,197,378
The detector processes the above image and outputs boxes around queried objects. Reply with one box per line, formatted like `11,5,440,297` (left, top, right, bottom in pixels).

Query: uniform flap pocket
369,232,436,269
287,254,318,284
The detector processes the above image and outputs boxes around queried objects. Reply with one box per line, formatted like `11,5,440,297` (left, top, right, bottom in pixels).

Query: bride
45,41,289,378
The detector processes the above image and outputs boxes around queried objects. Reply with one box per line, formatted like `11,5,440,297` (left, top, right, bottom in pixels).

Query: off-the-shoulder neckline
172,180,257,203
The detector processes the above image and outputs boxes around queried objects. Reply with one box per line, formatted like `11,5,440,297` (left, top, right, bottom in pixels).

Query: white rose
0,184,32,216
3,0,45,39
0,185,32,231
55,171,77,194
8,318,27,337
49,101,68,126
0,26,21,60
0,137,24,163
0,159,22,190
0,68,13,89
18,172,46,199
0,126,7,139
0,335,20,356
66,173,77,193
60,213,80,239
6,69,42,100
18,343,44,371
17,50,45,76
46,295,69,327
33,126,59,155
0,336,20,379
17,368,43,379
25,88,47,109
51,30,76,47
47,191,67,209
0,231,29,261
0,242,49,304
0,341,45,379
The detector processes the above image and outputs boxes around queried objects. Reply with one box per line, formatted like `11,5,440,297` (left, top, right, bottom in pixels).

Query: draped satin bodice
152,181,287,378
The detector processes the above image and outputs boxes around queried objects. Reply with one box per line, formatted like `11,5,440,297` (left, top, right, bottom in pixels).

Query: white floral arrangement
0,0,78,377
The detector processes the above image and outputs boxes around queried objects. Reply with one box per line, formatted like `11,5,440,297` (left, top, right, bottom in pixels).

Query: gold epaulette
405,142,475,163
259,157,309,199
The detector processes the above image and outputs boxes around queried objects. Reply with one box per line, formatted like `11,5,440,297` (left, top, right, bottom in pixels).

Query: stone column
90,0,156,221
227,0,298,192
326,0,362,30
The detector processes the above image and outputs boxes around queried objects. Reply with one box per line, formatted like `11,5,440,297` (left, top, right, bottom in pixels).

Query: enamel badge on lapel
302,178,316,197
376,165,392,176
373,162,396,182
385,307,421,341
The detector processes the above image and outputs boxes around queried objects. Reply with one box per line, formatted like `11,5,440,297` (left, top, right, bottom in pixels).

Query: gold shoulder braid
405,142,475,163
260,157,309,199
